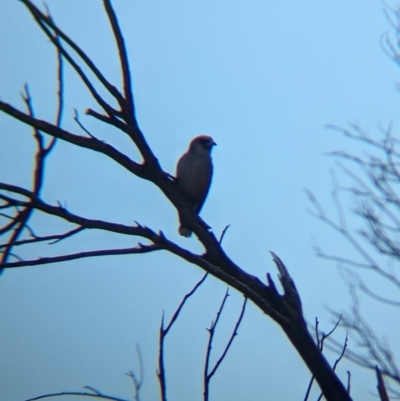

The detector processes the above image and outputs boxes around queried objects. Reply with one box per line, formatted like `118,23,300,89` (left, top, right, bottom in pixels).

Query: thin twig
205,296,247,384
0,226,84,249
332,333,348,372
74,109,98,139
304,316,342,401
125,344,144,401
346,371,351,394
25,391,128,401
1,246,160,269
103,0,135,125
316,333,348,401
203,290,247,401
22,1,121,119
21,0,123,102
157,273,208,401
218,224,230,244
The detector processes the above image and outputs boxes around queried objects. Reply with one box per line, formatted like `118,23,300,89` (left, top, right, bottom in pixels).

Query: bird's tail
178,225,192,237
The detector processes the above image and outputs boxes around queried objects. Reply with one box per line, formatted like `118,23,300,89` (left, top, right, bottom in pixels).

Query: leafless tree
306,5,400,400
2,1,387,400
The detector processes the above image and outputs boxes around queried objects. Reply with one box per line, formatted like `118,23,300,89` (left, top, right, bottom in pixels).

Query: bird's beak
211,139,217,146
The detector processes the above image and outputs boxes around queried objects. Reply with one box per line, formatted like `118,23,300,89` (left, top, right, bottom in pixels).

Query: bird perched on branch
176,135,217,237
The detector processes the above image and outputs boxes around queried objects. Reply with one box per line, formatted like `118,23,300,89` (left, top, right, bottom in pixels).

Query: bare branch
326,289,400,385
316,334,348,401
25,391,128,401
330,169,348,232
102,0,135,124
204,295,247,401
0,103,145,177
304,316,343,401
0,226,84,249
24,6,121,119
332,333,348,372
347,371,351,395
125,345,144,401
83,386,102,395
307,185,400,290
21,0,124,112
157,273,208,401
25,1,122,100
1,246,159,269
203,288,230,401
355,274,400,306
376,366,391,401
165,272,208,335
218,224,230,244
0,75,62,272
74,109,98,140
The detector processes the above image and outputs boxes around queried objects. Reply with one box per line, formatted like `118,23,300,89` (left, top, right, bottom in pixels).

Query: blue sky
1,0,400,400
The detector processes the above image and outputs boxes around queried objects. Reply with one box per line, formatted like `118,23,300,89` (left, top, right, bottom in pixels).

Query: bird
176,135,217,237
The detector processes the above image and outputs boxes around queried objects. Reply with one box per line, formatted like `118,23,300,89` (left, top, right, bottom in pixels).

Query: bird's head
189,135,217,155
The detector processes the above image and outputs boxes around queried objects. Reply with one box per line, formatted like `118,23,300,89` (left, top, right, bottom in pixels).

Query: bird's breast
177,154,213,203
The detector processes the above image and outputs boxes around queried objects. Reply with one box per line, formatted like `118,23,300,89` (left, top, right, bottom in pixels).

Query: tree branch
204,294,247,401
157,273,208,401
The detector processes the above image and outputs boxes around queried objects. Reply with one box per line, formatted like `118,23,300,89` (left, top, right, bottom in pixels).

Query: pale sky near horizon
1,0,400,400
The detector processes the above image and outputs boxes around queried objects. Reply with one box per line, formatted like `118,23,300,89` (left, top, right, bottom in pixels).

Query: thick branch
0,102,145,177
